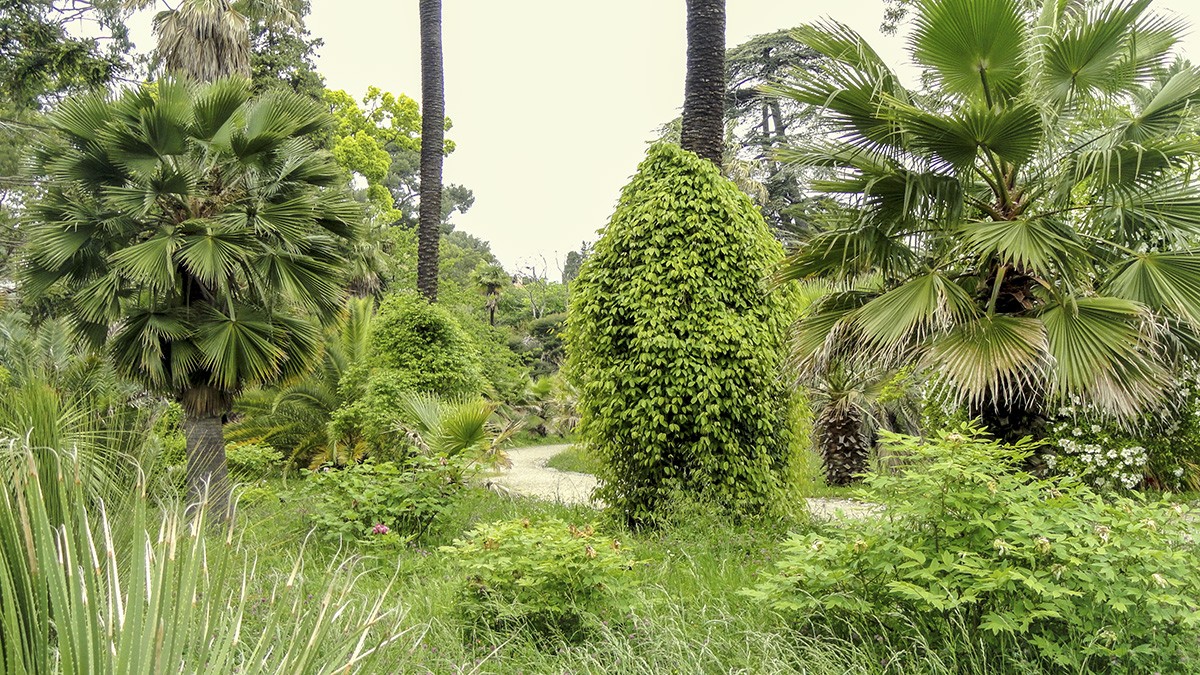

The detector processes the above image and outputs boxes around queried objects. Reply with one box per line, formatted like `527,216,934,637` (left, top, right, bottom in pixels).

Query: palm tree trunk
681,0,726,166
817,408,868,486
183,408,231,517
417,0,444,303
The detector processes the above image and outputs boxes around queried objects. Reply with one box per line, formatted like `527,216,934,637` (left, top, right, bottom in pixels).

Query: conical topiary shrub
565,143,794,525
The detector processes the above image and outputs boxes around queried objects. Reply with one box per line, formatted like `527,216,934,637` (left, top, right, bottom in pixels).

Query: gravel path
488,444,878,520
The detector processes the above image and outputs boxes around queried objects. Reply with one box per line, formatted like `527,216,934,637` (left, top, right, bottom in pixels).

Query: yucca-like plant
396,392,513,470
0,444,408,674
22,77,360,513
775,0,1200,438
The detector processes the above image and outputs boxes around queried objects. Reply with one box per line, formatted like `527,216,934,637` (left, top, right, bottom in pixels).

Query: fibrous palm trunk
183,408,230,517
417,0,444,302
181,384,233,517
681,0,726,166
816,408,869,487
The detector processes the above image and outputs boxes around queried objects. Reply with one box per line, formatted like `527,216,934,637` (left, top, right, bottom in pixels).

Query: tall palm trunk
180,372,233,516
681,0,726,166
417,0,444,302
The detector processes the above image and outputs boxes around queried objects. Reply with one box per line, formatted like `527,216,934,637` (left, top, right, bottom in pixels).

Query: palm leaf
927,314,1049,408
911,0,1027,103
1039,295,1167,416
851,272,979,349
1105,252,1200,327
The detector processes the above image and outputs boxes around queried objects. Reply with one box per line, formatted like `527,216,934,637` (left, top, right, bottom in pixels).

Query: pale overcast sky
131,1,1200,271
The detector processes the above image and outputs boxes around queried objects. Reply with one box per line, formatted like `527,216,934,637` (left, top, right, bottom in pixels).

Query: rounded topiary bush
564,143,794,525
369,291,484,397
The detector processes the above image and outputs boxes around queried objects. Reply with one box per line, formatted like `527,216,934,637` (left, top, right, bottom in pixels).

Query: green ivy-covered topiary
564,143,794,524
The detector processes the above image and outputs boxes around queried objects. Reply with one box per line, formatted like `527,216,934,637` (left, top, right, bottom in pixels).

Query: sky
126,1,1200,272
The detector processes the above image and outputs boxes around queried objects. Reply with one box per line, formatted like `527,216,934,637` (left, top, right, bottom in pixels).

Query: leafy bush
331,292,485,455
297,456,468,542
748,426,1200,673
225,442,284,480
369,291,484,397
564,143,795,524
443,518,638,641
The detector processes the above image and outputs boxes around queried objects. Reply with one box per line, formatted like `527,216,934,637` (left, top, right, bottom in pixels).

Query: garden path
488,444,878,521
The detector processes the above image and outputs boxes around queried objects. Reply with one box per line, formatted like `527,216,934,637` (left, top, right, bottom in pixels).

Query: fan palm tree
472,262,509,326
774,0,1200,440
681,0,726,165
807,360,920,486
125,0,297,82
22,77,360,513
417,0,444,302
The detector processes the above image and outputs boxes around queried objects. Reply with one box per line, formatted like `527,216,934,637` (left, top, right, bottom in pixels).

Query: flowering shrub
747,426,1200,673
1046,369,1200,491
443,518,639,642
296,455,468,543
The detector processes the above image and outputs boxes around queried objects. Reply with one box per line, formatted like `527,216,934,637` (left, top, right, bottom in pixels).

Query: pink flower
372,523,390,535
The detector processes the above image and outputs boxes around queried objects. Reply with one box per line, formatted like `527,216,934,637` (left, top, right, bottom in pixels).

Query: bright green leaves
1040,0,1159,102
911,0,1027,103
565,144,795,524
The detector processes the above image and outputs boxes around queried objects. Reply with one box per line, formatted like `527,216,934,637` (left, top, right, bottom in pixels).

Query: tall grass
0,445,411,674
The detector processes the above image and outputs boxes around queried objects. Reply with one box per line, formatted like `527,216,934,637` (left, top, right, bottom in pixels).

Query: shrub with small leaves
297,455,467,543
564,143,795,525
224,442,283,480
443,518,639,641
747,425,1200,673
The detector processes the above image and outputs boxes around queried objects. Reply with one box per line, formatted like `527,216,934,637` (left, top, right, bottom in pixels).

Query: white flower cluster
1053,438,1147,489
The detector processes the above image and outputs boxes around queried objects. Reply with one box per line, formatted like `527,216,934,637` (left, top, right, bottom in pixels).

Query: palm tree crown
776,0,1200,431
126,0,297,81
23,77,360,505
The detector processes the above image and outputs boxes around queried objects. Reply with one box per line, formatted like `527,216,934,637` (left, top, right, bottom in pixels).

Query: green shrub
564,143,795,524
370,291,484,397
224,442,283,480
443,517,638,641
297,456,468,543
748,425,1200,673
331,292,485,456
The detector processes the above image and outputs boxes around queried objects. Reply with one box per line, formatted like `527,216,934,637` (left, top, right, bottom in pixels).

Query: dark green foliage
249,0,325,101
749,426,1200,672
0,0,129,108
565,143,794,524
